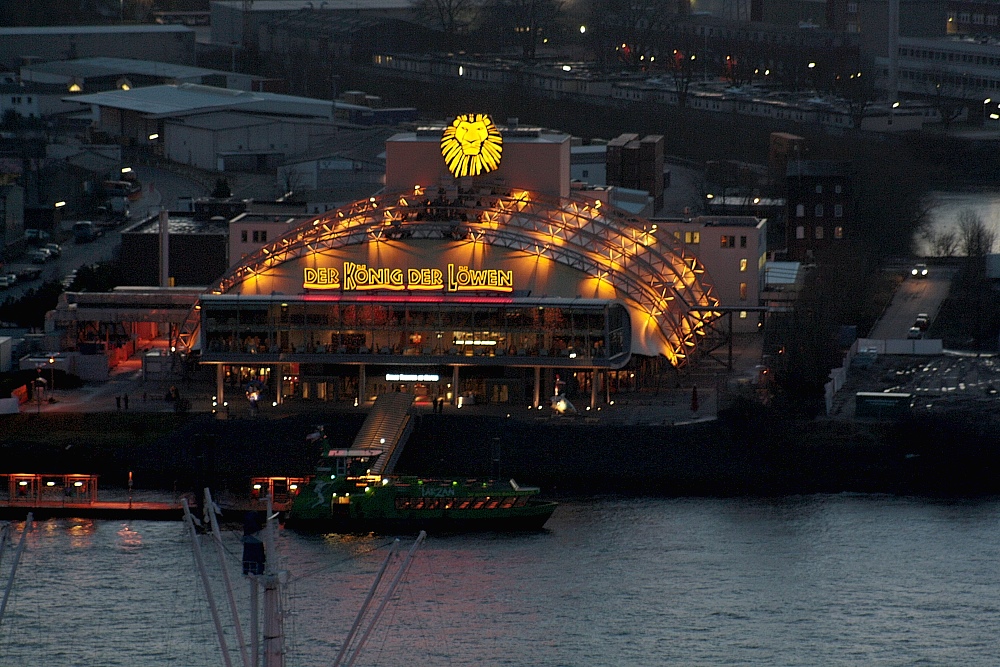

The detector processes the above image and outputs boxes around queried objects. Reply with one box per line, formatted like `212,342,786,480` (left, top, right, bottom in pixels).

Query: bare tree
489,0,562,60
924,70,970,128
663,34,699,108
957,208,996,258
412,0,480,37
922,226,960,258
589,0,673,70
833,54,876,129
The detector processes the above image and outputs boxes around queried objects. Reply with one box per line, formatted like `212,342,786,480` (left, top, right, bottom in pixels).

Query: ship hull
285,500,557,534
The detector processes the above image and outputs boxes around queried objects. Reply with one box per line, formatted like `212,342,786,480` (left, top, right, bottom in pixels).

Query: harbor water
3,494,1000,666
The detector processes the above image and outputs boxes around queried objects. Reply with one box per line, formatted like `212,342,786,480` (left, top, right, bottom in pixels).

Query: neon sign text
304,262,512,293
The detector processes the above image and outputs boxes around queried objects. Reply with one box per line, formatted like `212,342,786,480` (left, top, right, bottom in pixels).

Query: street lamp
48,356,55,396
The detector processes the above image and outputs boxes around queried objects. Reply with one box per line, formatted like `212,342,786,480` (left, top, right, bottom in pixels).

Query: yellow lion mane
440,113,503,178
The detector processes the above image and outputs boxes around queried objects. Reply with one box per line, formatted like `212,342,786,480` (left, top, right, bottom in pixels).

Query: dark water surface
2,495,1000,666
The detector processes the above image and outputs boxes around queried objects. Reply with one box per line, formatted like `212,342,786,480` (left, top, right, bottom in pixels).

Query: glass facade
200,296,631,367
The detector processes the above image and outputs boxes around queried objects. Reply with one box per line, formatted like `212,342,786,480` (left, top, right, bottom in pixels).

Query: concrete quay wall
4,410,999,498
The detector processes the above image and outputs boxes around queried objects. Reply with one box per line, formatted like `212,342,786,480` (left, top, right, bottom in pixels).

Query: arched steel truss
178,188,720,365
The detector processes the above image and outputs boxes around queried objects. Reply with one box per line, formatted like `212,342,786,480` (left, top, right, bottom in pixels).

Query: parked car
5,272,16,286
907,326,923,339
0,275,10,289
24,229,51,244
28,249,50,263
911,263,928,278
915,313,930,330
43,242,62,258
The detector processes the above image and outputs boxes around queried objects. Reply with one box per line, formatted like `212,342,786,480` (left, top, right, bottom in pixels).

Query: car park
911,263,928,278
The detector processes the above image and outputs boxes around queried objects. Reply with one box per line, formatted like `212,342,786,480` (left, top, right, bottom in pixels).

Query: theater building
190,115,720,409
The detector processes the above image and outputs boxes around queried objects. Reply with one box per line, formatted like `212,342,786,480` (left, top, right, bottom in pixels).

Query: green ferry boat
286,445,557,534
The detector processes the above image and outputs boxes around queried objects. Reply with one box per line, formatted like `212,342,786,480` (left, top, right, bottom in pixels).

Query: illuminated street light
808,62,816,68
579,25,586,33
121,167,132,174
148,133,159,140
54,201,65,208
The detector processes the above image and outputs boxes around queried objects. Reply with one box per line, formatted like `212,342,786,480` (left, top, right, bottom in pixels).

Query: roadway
868,265,954,340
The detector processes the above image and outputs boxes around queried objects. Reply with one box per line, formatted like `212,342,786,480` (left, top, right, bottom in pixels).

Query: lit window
739,311,748,319
739,282,748,300
796,225,805,239
796,204,805,217
815,226,824,239
740,258,748,272
685,231,700,244
834,226,843,239
815,204,824,217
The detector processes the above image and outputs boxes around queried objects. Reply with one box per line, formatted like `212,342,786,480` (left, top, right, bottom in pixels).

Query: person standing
123,393,129,410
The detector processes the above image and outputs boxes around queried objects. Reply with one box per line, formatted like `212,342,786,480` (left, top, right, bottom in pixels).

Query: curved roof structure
195,187,720,366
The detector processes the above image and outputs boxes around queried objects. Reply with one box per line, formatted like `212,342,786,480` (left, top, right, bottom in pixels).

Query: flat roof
690,216,764,228
125,216,228,235
169,111,290,130
0,25,193,35
64,83,333,118
393,127,569,144
200,294,623,308
22,57,251,81
213,0,413,10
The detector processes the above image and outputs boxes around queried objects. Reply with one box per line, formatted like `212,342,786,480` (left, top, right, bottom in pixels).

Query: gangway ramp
355,393,415,475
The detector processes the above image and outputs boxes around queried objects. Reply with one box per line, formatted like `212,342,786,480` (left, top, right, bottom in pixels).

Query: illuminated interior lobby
191,114,720,409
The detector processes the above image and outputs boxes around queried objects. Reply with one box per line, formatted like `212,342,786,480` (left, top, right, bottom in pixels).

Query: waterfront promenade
22,332,763,426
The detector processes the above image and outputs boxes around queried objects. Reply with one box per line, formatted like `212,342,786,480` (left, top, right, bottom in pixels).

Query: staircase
354,393,415,475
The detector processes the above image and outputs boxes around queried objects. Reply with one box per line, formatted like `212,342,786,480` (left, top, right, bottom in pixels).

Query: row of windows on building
240,229,269,243
669,231,752,248
8,96,32,104
951,11,1000,26
901,43,1000,64
795,225,844,240
796,204,844,218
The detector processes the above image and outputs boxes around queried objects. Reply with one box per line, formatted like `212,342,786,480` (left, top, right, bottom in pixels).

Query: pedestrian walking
123,393,129,410
115,395,121,410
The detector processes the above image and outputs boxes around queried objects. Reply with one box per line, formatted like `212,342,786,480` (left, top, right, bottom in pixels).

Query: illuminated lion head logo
441,113,503,178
